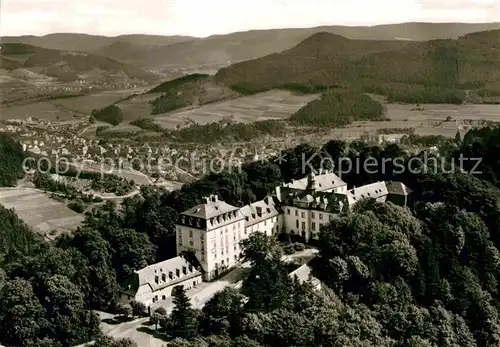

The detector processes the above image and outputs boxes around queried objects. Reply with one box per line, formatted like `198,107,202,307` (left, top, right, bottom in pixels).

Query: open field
0,101,78,121
0,188,84,239
325,103,500,140
153,90,320,129
50,88,151,114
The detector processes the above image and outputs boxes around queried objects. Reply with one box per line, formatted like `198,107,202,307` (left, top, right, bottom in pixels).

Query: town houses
122,169,411,307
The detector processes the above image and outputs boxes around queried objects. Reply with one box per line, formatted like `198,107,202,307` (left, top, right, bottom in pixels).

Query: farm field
320,103,500,141
153,90,320,129
0,101,79,121
51,88,149,114
114,90,320,129
0,188,84,240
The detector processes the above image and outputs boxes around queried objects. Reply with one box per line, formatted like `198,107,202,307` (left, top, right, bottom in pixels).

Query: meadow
0,187,84,240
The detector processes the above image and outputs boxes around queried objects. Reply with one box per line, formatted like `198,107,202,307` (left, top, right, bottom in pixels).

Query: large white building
175,169,411,281
123,170,411,307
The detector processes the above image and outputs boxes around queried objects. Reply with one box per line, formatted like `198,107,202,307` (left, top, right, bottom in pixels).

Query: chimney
204,197,210,204
212,195,218,202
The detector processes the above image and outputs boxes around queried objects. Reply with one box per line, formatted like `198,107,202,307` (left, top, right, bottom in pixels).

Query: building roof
281,187,348,214
346,181,388,207
240,196,281,227
283,170,346,192
386,181,413,196
289,263,321,287
181,195,239,219
135,256,200,292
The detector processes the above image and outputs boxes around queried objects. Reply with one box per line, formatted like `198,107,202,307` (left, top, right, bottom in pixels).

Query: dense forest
216,30,500,104
0,134,25,187
166,119,288,143
290,90,385,127
2,124,500,346
91,105,124,126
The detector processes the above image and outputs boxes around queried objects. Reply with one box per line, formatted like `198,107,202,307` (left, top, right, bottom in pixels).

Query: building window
226,258,229,264
189,241,194,246
301,211,305,218
176,269,180,277
182,266,187,275
295,210,298,216
319,213,323,220
169,271,173,280
311,212,315,218
312,222,316,231
296,220,299,228
302,221,306,230
155,295,158,302
162,273,166,281
189,230,193,237
155,275,159,284
287,209,290,215
162,295,166,300
189,265,193,272
200,233,204,240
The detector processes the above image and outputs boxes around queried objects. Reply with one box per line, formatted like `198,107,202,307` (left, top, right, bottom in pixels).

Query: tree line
2,124,500,345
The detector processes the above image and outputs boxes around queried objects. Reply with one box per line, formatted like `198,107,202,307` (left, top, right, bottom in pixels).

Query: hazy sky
1,0,499,37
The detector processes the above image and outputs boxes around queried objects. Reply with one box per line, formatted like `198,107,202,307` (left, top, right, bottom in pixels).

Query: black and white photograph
0,1,499,346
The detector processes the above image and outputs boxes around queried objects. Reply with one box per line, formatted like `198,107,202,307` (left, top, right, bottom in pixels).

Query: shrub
92,105,124,126
283,244,295,255
68,201,85,214
293,242,306,252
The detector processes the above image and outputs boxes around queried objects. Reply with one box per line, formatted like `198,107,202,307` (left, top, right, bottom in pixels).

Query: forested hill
3,126,500,346
215,29,500,103
0,134,25,187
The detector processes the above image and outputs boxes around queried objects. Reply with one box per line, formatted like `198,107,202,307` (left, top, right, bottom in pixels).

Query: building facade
119,255,202,308
174,170,412,280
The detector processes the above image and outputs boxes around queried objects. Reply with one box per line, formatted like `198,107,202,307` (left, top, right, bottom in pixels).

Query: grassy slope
147,74,240,115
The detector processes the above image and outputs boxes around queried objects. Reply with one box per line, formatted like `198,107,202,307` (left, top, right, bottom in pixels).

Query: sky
1,0,499,37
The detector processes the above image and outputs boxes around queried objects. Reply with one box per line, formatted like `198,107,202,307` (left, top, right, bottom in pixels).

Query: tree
150,312,163,331
170,286,200,339
240,233,294,312
40,274,100,346
0,278,47,347
201,287,245,336
130,300,147,318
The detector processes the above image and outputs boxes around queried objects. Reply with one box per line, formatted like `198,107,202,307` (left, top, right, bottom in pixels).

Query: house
119,255,202,308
